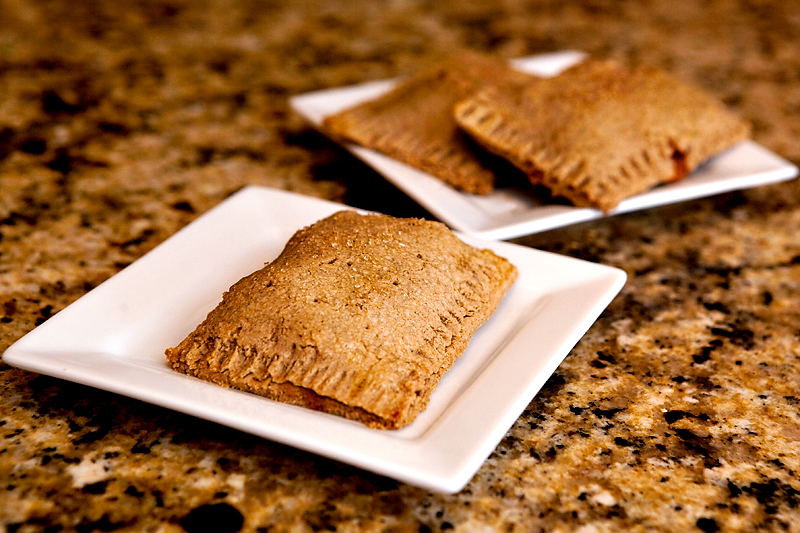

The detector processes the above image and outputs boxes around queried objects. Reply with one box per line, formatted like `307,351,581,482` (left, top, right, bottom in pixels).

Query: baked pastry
453,59,751,212
321,51,533,194
165,210,517,429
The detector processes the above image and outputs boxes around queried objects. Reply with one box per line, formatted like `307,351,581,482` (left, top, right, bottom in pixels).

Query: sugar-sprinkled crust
453,59,751,212
165,210,517,429
321,51,533,195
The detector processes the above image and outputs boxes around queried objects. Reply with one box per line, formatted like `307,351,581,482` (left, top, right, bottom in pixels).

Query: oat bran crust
321,50,533,195
453,59,752,212
165,210,517,429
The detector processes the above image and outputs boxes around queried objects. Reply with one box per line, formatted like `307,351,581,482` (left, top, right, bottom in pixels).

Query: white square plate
290,50,799,240
2,186,626,493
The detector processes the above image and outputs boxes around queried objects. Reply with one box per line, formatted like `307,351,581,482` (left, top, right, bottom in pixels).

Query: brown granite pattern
2,1,800,531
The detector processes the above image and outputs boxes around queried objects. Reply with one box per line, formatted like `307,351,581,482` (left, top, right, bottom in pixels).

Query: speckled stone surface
2,1,800,531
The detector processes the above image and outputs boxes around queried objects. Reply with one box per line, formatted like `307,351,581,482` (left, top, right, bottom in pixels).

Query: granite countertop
2,1,800,531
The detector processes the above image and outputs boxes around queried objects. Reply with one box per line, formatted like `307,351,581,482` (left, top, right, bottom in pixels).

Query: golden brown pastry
453,59,751,212
165,210,517,429
322,51,533,194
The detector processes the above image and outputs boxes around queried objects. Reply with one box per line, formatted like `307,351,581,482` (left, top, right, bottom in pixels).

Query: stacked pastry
323,51,751,212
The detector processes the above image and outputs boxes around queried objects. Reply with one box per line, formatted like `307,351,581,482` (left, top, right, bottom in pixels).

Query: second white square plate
3,187,625,493
290,50,798,240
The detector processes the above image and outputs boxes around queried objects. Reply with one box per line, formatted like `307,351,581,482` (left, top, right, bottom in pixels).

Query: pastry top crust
454,59,751,211
322,50,533,195
166,210,517,429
